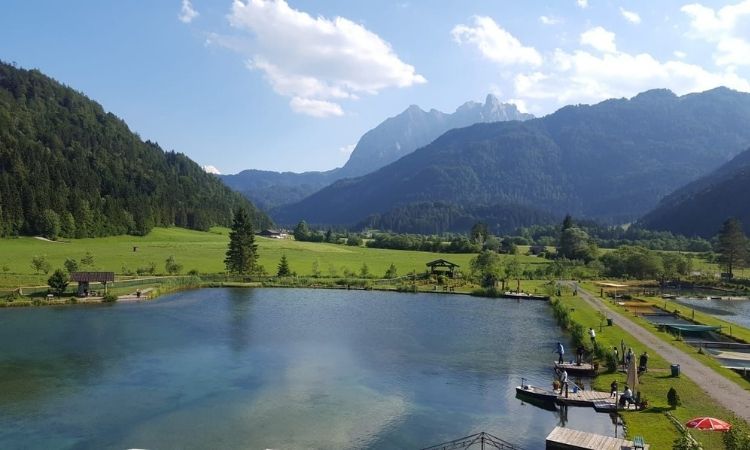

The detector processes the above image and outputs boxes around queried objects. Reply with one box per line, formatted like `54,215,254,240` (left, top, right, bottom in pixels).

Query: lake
0,288,617,449
675,297,750,329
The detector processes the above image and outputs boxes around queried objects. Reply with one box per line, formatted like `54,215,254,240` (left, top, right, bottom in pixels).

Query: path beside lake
571,283,750,424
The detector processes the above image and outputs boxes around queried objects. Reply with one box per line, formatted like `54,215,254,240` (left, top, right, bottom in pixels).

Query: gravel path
571,283,750,423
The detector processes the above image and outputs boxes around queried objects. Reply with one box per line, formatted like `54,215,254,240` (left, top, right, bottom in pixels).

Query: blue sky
2,0,749,173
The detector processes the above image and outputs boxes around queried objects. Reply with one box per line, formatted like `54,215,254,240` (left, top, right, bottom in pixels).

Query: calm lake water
675,297,750,329
0,289,617,449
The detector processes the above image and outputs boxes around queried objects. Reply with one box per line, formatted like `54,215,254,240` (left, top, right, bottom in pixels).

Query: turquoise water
0,289,617,449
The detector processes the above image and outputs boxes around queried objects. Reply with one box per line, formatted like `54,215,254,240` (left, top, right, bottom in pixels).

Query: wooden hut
426,259,459,278
70,272,115,297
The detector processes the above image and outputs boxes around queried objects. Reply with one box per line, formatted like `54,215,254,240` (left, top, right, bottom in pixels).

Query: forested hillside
220,95,531,210
220,168,339,211
275,88,750,228
640,147,750,238
0,62,270,238
359,201,556,235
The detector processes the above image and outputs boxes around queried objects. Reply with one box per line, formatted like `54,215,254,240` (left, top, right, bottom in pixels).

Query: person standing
588,328,596,344
559,369,568,394
610,380,618,398
626,347,634,367
639,351,649,373
613,346,619,368
556,342,565,364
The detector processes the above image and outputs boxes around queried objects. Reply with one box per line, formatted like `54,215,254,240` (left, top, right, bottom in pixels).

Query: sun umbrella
686,417,732,431
626,355,639,393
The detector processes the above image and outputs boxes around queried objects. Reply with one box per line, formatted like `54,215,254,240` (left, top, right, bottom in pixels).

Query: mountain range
0,61,270,238
640,147,750,238
274,88,750,230
219,95,532,210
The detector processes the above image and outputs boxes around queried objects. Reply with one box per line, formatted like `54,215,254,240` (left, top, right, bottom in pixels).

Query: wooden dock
555,389,618,412
546,427,649,449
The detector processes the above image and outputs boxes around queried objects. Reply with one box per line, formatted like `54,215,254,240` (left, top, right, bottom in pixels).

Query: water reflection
0,288,618,449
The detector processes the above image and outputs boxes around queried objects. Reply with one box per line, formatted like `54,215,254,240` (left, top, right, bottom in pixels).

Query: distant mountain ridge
639,147,750,238
0,61,270,237
220,95,532,210
338,94,533,178
274,87,750,229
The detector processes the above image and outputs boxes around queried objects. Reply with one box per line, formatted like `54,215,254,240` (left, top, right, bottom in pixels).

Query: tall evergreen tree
561,214,574,231
717,218,748,278
277,254,291,277
225,208,259,275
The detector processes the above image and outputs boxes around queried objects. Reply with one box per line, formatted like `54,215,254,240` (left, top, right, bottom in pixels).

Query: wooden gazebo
70,272,115,297
426,259,459,278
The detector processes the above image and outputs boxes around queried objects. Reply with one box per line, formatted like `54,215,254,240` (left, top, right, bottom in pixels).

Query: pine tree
717,218,748,278
225,208,259,275
277,254,291,277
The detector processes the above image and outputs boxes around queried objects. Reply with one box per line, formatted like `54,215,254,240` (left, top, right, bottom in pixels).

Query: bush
102,293,117,303
47,268,69,296
724,427,750,450
667,387,681,409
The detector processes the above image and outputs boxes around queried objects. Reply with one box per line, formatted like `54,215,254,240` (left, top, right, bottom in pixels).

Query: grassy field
556,288,749,449
0,227,548,289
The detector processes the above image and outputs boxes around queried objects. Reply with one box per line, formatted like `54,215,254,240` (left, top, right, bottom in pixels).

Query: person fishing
555,342,565,364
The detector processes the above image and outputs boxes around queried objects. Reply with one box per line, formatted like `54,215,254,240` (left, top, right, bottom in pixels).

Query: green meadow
0,227,547,289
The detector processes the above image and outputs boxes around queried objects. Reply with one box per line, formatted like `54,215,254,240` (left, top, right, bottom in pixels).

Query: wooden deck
555,389,617,412
546,427,649,450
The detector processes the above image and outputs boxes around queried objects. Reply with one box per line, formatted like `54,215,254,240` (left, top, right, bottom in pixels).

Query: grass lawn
556,289,749,449
0,227,548,290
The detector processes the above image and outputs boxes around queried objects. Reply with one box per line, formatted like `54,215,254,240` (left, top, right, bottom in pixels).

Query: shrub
47,269,69,296
102,293,118,303
667,387,681,409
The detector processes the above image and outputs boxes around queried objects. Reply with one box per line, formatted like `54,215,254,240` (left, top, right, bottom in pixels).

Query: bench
633,435,645,449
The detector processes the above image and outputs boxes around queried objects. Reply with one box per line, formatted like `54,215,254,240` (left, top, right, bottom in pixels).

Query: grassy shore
0,227,548,293
554,288,749,449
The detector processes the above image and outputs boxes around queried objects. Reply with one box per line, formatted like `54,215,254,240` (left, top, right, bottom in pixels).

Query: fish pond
0,288,617,449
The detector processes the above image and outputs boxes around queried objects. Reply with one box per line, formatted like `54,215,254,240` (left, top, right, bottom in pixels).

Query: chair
633,435,645,449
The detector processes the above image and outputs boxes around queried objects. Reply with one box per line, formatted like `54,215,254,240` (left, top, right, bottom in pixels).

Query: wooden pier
546,427,649,449
555,389,618,412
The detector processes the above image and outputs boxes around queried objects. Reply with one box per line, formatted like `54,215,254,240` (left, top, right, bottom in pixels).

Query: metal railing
420,432,523,450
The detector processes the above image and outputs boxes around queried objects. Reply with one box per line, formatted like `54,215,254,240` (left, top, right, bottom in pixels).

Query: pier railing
420,431,523,450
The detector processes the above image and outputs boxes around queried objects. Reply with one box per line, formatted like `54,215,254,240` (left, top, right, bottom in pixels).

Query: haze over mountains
219,95,532,210
640,147,750,238
274,88,750,231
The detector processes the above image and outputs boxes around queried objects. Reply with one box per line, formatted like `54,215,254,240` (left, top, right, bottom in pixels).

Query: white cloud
220,0,425,117
290,97,344,118
338,144,356,155
202,165,221,174
620,7,642,24
450,12,750,116
539,15,562,25
178,0,199,24
577,0,589,8
512,48,750,111
681,1,750,66
580,26,617,53
451,16,542,67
